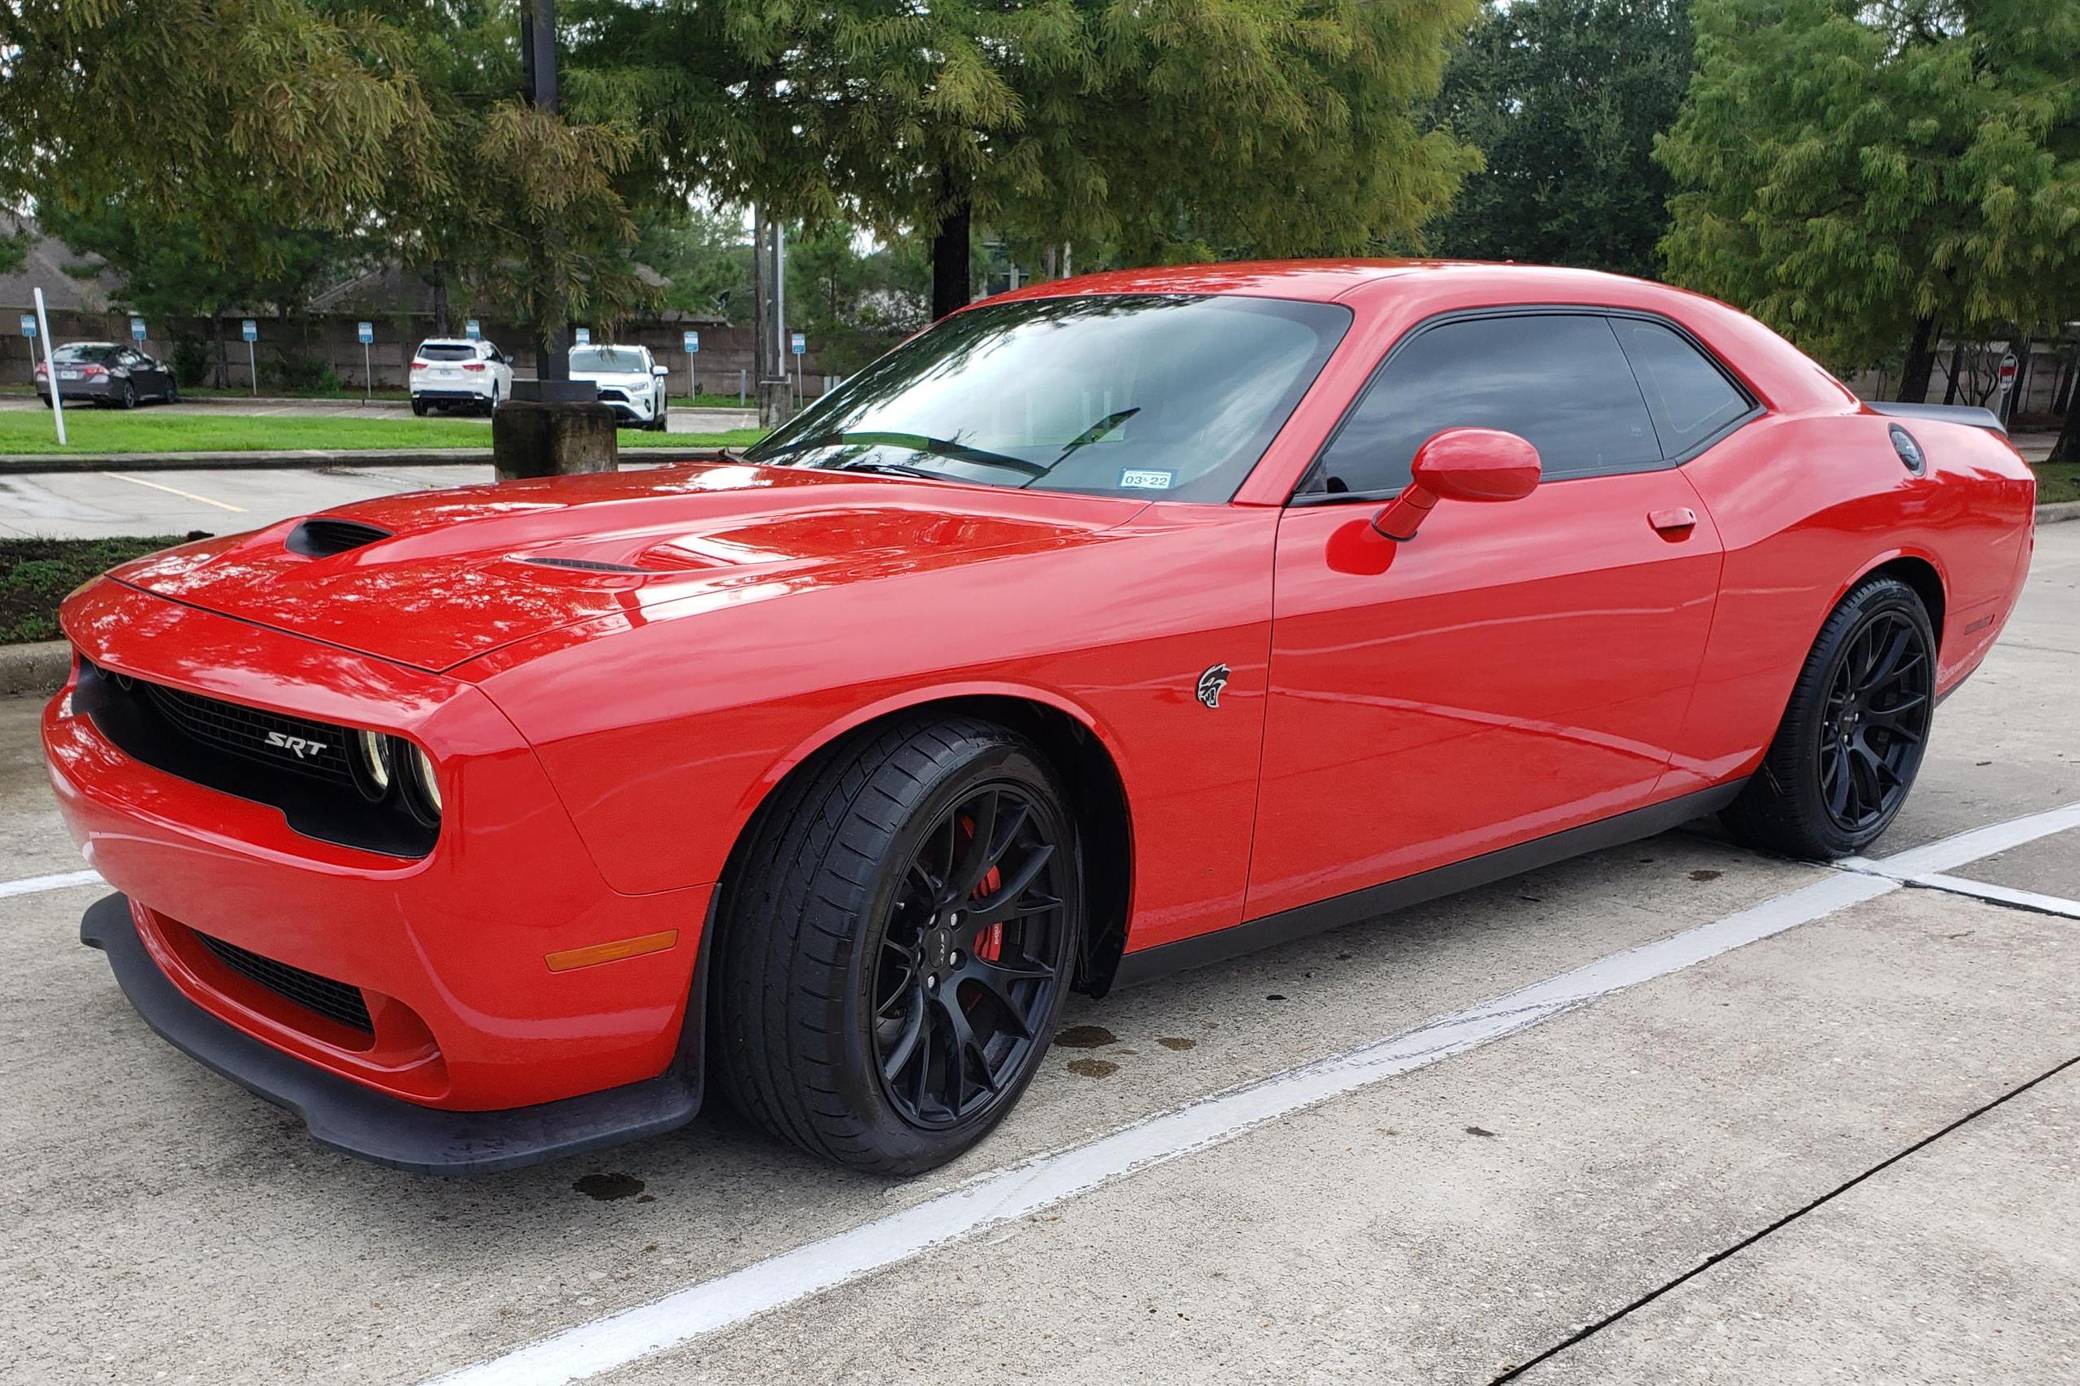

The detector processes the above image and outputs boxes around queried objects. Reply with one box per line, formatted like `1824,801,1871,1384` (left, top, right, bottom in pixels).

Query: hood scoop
286,517,392,557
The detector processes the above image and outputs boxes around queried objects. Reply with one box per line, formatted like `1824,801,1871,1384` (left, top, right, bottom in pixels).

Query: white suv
409,339,513,415
569,343,670,430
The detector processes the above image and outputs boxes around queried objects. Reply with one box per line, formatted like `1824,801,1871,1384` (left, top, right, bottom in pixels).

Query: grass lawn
2,534,207,644
0,410,762,458
2036,461,2079,505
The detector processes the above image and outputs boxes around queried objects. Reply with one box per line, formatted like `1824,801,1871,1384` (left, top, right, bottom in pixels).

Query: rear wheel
713,717,1082,1174
1721,575,1935,858
411,397,429,417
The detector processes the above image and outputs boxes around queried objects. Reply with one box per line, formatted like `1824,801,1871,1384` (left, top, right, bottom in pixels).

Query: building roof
0,213,122,314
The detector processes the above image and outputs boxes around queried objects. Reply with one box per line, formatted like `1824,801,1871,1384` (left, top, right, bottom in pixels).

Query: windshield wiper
832,460,945,480
759,430,1046,477
1016,408,1142,487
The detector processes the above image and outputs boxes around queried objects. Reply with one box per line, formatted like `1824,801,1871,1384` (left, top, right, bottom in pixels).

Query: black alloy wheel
1816,608,1932,833
871,781,1071,1129
713,716,1083,1174
119,381,137,409
1722,575,1936,858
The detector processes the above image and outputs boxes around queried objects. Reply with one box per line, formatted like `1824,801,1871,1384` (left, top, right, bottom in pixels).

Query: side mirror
652,364,670,377
1372,428,1541,542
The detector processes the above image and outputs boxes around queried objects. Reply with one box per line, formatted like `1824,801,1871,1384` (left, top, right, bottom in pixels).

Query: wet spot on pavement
1689,869,1722,882
1465,1125,1498,1138
1055,1024,1118,1048
1266,994,1287,1002
573,1172,646,1201
1067,1058,1119,1078
1156,1036,1196,1052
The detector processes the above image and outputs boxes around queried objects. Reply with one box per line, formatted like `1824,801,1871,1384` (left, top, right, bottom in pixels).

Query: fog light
350,728,392,801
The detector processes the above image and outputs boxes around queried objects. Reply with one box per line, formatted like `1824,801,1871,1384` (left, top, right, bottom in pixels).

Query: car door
1245,310,1739,920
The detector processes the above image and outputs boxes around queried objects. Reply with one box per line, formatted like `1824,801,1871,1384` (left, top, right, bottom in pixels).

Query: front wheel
713,717,1082,1174
1721,575,1935,858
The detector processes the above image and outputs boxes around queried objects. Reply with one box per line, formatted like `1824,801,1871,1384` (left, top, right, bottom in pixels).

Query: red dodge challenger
46,262,2035,1175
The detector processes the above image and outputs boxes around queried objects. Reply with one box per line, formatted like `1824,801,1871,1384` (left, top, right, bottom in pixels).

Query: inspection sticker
1119,470,1174,490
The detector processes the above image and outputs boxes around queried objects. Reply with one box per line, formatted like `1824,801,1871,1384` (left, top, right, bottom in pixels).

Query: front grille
73,658,436,858
140,679,355,787
195,931,374,1034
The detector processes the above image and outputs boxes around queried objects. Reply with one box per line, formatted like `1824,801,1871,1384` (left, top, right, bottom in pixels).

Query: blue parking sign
683,329,700,354
357,321,375,345
130,316,147,342
790,332,806,356
574,327,592,347
19,313,35,339
241,319,258,342
465,318,481,341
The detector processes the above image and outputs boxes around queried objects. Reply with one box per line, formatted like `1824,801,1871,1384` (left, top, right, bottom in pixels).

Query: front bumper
46,579,713,1167
81,894,700,1173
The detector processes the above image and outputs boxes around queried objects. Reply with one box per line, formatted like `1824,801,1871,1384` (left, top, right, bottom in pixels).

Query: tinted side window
1309,314,1661,494
1611,319,1751,457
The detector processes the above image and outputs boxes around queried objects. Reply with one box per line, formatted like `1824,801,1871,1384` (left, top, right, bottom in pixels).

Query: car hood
106,462,1148,673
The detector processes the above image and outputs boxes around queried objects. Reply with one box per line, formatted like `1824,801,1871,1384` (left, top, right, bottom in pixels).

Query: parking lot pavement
2,524,2075,1386
1,452,729,541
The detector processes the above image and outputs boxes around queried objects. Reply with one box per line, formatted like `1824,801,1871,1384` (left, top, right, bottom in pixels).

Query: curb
0,639,69,698
0,440,748,475
2037,500,2080,525
0,449,496,474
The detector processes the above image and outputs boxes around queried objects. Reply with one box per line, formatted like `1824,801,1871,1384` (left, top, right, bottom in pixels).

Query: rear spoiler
1866,401,2007,436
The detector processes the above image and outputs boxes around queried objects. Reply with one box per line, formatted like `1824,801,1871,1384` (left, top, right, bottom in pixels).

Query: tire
119,382,137,409
164,380,178,404
411,397,428,417
712,716,1083,1174
39,394,51,409
485,384,500,417
1720,575,1936,859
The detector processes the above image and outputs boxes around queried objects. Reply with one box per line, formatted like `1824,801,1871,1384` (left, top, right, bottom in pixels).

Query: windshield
745,294,1350,501
52,343,120,364
571,346,648,373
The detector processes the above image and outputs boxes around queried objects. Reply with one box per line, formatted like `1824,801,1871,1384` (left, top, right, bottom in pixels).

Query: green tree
1658,0,2080,401
580,0,1482,319
43,198,364,386
1428,0,1695,276
1,0,441,273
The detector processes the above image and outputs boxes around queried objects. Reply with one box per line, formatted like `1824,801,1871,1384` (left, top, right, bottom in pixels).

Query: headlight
400,741,441,824
350,728,392,801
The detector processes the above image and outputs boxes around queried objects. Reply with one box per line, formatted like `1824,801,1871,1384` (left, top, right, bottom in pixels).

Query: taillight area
32,363,46,377
462,362,486,372
410,359,429,370
81,364,109,378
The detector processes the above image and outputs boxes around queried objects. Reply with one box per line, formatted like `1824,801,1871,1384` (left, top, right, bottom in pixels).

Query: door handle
1649,507,1698,535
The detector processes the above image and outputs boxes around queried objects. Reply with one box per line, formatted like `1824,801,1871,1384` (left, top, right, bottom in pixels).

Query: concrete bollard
492,399,619,481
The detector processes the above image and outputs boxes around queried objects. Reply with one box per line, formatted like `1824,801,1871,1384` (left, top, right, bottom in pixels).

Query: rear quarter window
1609,318,1754,457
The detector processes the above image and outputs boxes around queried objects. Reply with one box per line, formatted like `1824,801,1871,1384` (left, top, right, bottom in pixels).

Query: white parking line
98,472,248,513
1906,873,2080,919
0,868,100,899
422,801,2080,1386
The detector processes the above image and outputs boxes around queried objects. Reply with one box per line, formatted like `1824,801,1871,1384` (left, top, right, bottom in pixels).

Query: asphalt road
2,525,2075,1385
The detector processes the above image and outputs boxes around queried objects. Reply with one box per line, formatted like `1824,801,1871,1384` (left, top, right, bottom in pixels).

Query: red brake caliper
971,864,1003,962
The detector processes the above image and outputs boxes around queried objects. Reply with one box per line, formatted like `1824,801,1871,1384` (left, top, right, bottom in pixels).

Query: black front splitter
79,893,701,1175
